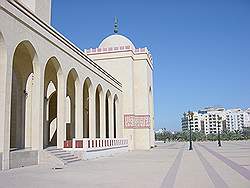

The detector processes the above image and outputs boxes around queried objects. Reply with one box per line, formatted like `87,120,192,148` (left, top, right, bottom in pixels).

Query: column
31,63,44,150
89,87,96,138
25,74,33,148
109,97,114,138
57,73,66,148
0,54,12,170
100,93,105,138
75,82,83,139
117,98,123,138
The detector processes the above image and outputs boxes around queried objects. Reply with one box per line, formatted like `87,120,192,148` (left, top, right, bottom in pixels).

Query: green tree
206,134,217,141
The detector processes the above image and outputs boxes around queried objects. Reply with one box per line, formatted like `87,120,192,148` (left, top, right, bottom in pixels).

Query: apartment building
226,109,250,132
181,112,204,132
201,107,226,135
181,107,250,134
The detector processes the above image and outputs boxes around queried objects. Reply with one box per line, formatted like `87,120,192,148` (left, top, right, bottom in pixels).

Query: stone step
61,156,78,161
54,153,74,158
47,150,68,154
67,158,82,163
46,147,61,151
46,148,64,152
45,147,81,165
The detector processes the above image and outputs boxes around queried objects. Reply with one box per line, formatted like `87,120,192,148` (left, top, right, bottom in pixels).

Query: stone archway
43,57,62,148
10,41,37,150
95,85,103,138
105,90,111,138
66,68,79,140
83,78,92,138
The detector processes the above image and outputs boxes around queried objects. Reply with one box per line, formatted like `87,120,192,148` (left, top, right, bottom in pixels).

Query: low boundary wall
64,138,129,160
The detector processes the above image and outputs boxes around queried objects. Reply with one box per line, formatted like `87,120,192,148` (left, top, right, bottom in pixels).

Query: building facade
86,34,154,150
181,112,203,132
181,107,250,134
226,109,250,132
0,0,155,170
200,107,226,135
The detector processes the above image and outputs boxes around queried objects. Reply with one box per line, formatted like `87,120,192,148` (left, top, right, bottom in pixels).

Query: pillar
89,87,96,138
116,98,123,138
57,73,65,148
25,74,33,148
100,93,105,138
31,63,44,150
0,53,12,170
109,97,114,138
75,83,83,138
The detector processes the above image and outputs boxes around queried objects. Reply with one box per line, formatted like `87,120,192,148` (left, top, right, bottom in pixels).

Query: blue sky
52,0,250,131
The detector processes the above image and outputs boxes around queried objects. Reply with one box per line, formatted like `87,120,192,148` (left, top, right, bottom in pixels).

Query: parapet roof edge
85,46,153,69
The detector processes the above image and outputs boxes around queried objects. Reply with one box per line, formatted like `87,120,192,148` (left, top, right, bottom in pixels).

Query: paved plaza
0,141,249,188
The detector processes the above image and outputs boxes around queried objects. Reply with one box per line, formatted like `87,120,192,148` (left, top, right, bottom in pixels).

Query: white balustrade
63,138,128,151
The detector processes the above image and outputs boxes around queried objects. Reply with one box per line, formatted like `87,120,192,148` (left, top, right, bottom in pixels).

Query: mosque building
0,0,155,170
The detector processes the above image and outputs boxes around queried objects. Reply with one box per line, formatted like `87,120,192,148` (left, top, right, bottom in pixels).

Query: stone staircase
45,146,81,165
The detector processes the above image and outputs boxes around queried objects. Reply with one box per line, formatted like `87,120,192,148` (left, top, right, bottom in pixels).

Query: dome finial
114,17,118,34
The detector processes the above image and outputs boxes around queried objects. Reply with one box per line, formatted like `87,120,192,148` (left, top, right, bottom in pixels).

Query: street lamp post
218,116,222,147
188,111,194,150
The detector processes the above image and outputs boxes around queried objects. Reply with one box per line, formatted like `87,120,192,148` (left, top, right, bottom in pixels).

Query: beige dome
99,34,135,48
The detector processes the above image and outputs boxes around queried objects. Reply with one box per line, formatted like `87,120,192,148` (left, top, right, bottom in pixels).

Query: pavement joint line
160,144,184,188
194,145,229,188
198,143,250,181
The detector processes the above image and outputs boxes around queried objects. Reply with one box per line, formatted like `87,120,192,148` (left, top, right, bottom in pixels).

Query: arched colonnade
0,36,121,154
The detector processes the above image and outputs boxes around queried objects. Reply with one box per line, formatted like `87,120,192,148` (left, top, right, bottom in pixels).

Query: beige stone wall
0,0,154,170
147,62,155,147
0,0,123,170
133,59,152,150
16,0,51,24
88,48,155,150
